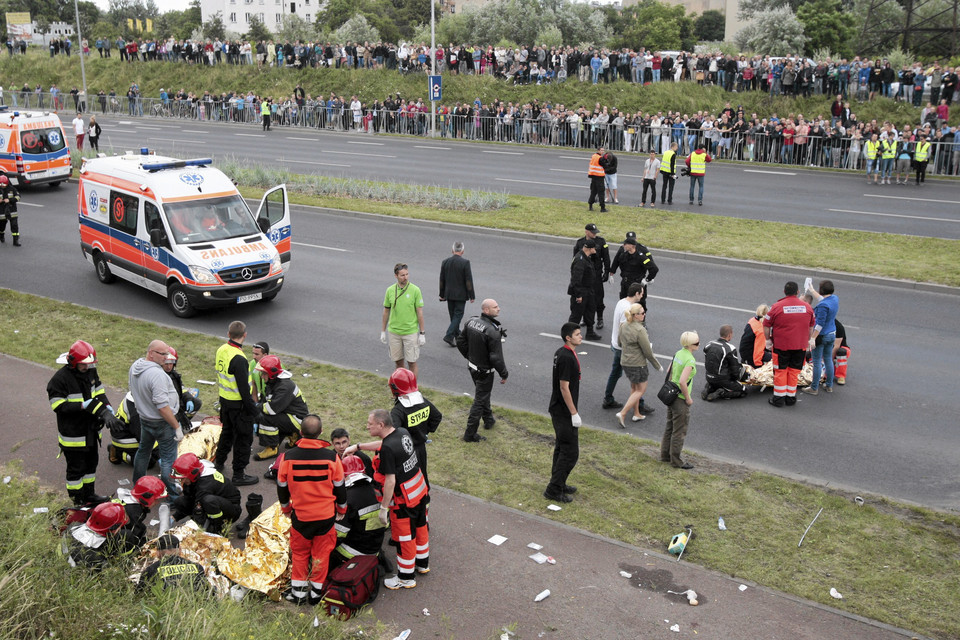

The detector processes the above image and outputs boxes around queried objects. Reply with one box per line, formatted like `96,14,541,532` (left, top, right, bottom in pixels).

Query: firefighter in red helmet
47,341,121,505
170,453,242,536
62,501,139,569
0,173,21,246
388,368,441,486
253,355,310,461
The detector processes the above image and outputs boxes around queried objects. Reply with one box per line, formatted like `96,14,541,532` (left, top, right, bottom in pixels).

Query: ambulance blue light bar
141,158,213,172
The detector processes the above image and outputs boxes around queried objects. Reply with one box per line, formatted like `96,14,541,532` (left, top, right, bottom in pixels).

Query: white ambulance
78,151,291,317
0,108,72,187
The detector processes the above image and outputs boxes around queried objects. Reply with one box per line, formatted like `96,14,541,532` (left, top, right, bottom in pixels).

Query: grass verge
0,460,376,640
2,289,959,639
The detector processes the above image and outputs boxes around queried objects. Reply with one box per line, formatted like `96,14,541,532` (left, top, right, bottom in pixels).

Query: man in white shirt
640,151,660,207
72,113,85,150
601,282,645,410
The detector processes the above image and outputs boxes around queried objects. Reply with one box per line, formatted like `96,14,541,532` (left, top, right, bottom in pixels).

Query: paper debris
196,379,216,386
830,588,843,599
13,330,19,333
33,507,49,514
534,589,550,602
718,516,727,530
302,373,312,377
487,534,508,546
3,476,10,484
393,630,411,640
739,584,748,592
527,542,543,550
422,608,430,616
545,556,556,565
670,624,680,632
546,504,562,511
529,552,549,564
117,488,133,502
619,571,633,578
117,478,130,485
312,616,320,628
854,496,864,507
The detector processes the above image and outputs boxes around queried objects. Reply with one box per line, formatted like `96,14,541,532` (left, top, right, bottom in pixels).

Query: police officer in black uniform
569,240,601,341
457,299,508,442
610,232,659,310
573,224,611,328
0,174,21,246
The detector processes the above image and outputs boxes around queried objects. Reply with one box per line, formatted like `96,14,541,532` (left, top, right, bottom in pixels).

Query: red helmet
255,355,284,380
86,502,128,534
164,348,178,365
388,368,418,397
171,452,204,482
0,175,9,186
131,476,167,508
67,340,97,368
341,455,366,476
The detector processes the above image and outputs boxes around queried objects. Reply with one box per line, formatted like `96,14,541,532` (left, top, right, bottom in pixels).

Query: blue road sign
428,75,442,102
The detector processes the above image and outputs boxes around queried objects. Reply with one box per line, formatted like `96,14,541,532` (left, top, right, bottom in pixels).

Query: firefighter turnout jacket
333,475,387,559
172,462,242,521
260,373,309,423
47,365,114,450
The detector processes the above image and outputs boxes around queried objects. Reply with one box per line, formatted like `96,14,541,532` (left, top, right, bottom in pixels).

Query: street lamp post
430,0,436,138
73,0,88,114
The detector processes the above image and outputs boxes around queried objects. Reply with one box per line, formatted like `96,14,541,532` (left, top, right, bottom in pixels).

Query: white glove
174,426,184,442
378,506,390,525
809,339,816,352
418,333,426,347
380,331,387,344
640,278,648,287
571,413,582,428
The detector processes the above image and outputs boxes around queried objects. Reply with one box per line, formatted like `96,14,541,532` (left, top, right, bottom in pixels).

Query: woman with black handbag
661,331,699,470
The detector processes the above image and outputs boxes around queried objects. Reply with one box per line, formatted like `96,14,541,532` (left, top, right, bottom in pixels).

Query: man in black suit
439,241,475,347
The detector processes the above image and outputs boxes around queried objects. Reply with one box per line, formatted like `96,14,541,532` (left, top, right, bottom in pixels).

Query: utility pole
73,0,88,114
430,0,436,138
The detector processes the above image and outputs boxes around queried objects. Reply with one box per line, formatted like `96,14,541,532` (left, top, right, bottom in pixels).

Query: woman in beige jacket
616,303,663,427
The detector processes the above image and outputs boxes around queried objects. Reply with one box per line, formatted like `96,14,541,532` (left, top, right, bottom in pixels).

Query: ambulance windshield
20,127,67,155
164,194,260,244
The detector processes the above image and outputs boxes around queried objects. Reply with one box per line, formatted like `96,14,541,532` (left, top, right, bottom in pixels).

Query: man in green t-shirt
381,262,426,377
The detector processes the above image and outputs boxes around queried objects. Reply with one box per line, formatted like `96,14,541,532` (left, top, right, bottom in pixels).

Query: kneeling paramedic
171,452,242,536
254,355,309,460
330,454,388,573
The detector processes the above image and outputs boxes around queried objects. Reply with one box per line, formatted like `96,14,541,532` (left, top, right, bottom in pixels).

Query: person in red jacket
277,414,346,605
763,281,814,407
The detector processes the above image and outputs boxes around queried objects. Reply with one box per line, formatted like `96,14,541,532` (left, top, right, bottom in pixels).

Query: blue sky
91,0,193,12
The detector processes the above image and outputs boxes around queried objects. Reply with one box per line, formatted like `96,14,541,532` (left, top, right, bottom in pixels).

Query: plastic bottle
158,503,171,535
534,589,551,602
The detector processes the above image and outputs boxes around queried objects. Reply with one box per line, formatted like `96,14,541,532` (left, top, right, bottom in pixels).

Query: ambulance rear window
20,127,66,155
163,194,260,244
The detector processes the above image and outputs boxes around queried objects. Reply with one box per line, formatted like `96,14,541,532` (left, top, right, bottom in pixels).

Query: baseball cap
156,534,180,550
583,239,597,249
585,223,599,232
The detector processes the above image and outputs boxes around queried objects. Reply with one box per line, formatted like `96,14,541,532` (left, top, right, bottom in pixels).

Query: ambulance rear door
254,185,291,271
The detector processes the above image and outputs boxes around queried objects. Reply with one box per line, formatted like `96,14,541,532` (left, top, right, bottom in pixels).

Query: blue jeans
445,299,466,342
811,333,836,391
689,175,704,202
604,346,622,403
133,417,180,497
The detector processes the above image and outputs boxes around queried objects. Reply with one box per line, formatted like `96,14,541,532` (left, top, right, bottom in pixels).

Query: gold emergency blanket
217,501,292,595
745,361,814,387
130,503,292,596
177,418,222,460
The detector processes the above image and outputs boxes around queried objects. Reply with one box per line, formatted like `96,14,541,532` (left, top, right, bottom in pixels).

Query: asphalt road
3,186,959,511
85,115,960,239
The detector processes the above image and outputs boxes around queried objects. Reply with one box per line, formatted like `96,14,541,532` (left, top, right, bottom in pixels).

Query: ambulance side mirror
150,227,169,249
257,217,270,234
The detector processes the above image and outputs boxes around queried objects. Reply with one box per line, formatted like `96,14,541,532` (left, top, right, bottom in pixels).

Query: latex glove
417,333,426,347
378,506,390,525
174,427,184,442
281,503,293,516
639,278,648,287
81,398,93,410
571,413,582,428
380,331,387,344
809,339,816,352
185,400,195,413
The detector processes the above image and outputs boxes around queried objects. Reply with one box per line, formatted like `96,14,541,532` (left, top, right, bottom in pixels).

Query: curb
284,201,960,296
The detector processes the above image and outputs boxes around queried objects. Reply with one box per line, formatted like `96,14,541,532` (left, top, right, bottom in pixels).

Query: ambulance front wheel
94,253,116,284
49,181,62,188
167,283,197,318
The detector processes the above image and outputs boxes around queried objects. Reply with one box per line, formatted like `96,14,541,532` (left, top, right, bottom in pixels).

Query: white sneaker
384,576,416,590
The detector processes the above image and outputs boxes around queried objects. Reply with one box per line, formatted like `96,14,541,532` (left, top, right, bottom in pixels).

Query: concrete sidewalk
1,353,923,640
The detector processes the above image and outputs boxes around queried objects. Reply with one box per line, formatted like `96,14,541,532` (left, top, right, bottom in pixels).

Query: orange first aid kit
78,150,292,317
0,108,72,187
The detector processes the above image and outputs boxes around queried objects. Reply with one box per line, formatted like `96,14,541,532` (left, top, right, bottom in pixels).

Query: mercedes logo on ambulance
241,268,253,280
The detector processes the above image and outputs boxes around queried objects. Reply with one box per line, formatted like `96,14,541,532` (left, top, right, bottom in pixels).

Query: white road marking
292,241,350,252
347,140,384,145
415,145,451,150
649,294,754,314
135,125,164,130
538,333,701,366
828,208,960,223
275,158,350,167
148,138,203,144
744,169,797,176
496,178,577,188
18,202,43,207
285,136,314,141
109,129,138,133
559,156,588,160
180,130,208,134
117,121,133,125
321,150,396,158
483,150,523,155
864,194,960,204
550,168,643,179
235,133,266,137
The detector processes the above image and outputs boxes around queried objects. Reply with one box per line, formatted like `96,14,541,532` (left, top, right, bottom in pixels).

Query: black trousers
547,410,579,495
593,277,606,318
588,176,606,209
568,292,596,328
641,177,657,204
215,403,254,476
465,369,495,437
915,160,927,183
704,377,747,398
660,174,675,202
0,210,18,239
62,445,99,504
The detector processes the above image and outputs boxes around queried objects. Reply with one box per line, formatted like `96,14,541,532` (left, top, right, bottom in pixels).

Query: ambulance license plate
30,170,47,179
237,293,262,304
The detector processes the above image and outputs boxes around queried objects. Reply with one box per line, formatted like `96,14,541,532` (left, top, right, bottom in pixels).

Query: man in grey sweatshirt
129,340,182,496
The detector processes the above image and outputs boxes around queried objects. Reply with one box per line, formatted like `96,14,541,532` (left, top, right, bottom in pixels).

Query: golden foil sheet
216,501,291,595
177,419,223,460
746,361,814,387
130,521,234,596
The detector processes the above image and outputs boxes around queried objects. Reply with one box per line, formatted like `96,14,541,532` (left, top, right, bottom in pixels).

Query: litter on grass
487,534,508,546
3,476,11,484
196,379,216,386
546,504,562,511
718,517,727,530
33,507,49,514
392,630,411,640
854,496,864,507
422,608,430,616
798,507,824,547
830,588,843,599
